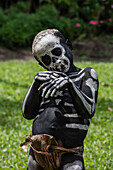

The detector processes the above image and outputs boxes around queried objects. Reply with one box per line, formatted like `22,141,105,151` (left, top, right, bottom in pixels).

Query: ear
66,39,73,50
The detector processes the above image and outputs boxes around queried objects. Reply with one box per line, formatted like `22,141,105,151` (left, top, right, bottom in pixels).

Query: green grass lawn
0,61,113,170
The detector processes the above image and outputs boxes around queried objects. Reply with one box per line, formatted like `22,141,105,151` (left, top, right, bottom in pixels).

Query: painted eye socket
51,48,62,56
41,54,51,66
64,60,68,65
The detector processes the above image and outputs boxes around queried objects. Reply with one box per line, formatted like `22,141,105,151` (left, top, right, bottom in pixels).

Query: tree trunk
28,0,39,13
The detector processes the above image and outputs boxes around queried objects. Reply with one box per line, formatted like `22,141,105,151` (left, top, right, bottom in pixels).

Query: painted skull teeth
54,57,70,72
32,29,70,73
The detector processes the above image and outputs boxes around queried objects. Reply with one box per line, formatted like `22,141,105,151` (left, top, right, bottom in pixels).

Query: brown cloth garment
20,134,83,170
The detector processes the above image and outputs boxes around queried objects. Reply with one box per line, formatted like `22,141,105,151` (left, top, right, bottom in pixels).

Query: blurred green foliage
0,0,113,49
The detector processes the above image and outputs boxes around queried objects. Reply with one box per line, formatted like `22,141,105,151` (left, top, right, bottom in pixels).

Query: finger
45,88,53,98
54,71,66,77
50,88,56,97
39,71,52,75
42,80,56,97
37,72,51,81
38,73,57,81
50,81,62,97
59,79,68,89
53,72,60,77
36,71,57,81
45,83,57,98
36,76,50,81
50,78,65,97
38,80,52,91
50,75,57,79
50,86,59,97
54,78,63,85
42,87,47,97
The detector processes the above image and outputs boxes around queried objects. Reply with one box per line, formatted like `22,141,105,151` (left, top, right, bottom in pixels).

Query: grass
0,61,113,170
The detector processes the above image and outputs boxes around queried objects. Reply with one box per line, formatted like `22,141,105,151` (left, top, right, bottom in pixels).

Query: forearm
68,79,95,119
22,79,40,120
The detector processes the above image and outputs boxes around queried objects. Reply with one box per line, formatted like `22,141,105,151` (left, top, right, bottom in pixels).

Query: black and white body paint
22,29,99,170
32,29,72,73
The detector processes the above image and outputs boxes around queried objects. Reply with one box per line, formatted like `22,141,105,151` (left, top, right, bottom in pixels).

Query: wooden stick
103,83,113,87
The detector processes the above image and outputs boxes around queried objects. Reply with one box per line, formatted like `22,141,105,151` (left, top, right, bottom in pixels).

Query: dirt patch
72,37,113,62
0,37,113,62
0,48,35,61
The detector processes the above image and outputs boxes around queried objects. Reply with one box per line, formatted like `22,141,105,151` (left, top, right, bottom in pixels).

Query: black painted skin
23,30,99,170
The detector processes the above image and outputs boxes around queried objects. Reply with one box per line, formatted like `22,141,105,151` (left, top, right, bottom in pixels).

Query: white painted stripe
55,99,61,105
77,68,85,75
38,73,49,77
38,108,44,112
40,99,50,106
66,123,89,130
71,81,92,114
54,91,63,97
72,72,85,82
91,69,97,80
69,69,85,78
64,113,80,118
35,115,39,119
44,100,50,104
64,102,74,107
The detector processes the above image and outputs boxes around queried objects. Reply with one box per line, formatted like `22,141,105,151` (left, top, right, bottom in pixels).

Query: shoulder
68,67,98,81
83,67,98,80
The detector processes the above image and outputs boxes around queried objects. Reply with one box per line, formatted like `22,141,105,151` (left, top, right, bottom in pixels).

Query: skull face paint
32,29,71,73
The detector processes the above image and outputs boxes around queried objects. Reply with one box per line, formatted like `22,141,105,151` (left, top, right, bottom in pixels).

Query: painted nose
52,57,58,63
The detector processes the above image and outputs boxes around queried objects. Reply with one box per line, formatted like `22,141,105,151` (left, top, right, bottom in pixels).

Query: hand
35,71,67,82
39,76,69,98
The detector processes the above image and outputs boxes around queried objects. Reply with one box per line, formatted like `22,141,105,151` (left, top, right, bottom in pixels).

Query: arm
22,77,41,120
36,69,99,119
68,68,99,119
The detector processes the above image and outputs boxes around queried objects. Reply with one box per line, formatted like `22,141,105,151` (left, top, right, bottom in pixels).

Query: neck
68,64,80,73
